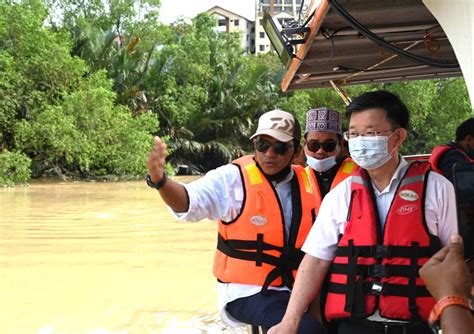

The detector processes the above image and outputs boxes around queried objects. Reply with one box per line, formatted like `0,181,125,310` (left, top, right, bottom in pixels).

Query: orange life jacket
305,157,357,214
213,155,317,290
429,144,473,174
325,162,441,322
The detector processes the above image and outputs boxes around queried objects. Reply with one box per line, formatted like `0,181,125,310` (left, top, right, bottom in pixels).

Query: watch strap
146,173,168,190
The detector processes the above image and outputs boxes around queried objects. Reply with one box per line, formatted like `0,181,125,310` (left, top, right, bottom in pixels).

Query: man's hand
419,234,471,300
147,136,168,183
267,320,299,334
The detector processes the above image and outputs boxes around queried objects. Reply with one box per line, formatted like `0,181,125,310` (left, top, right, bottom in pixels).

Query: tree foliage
0,0,472,185
146,14,287,171
0,1,158,184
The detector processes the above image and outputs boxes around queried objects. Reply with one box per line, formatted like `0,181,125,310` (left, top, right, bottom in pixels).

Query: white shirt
171,162,295,327
302,157,458,322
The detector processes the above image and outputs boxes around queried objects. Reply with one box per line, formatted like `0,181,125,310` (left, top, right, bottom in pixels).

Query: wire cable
328,0,459,69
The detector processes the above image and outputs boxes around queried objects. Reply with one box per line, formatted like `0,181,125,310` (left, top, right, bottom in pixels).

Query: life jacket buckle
372,264,386,278
367,280,384,295
375,245,389,258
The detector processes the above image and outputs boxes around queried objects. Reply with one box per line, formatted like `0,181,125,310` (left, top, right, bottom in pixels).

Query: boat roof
281,0,462,92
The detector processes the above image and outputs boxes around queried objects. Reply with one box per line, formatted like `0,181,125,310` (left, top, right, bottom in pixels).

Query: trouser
337,318,432,334
225,290,327,334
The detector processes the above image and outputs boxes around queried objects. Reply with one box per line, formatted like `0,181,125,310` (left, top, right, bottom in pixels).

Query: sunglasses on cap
254,139,293,155
306,140,338,153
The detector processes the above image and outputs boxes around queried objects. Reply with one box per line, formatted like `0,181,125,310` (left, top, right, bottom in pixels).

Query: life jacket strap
334,244,434,259
328,281,432,298
330,263,422,278
217,233,303,291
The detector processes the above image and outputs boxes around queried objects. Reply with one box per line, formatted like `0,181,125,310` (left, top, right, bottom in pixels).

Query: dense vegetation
1,0,472,186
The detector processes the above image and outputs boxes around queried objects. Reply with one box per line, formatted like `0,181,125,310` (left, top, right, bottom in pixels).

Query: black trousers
337,319,433,334
226,290,327,334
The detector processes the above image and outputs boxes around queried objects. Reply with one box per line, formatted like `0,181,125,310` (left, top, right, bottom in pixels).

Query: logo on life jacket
397,204,418,215
399,190,419,201
250,215,267,226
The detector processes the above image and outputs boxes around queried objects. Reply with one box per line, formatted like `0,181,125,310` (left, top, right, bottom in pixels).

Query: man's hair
346,90,410,129
455,117,474,141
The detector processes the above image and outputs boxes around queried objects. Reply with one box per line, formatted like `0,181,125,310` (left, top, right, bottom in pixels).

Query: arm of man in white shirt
268,179,351,334
268,255,331,334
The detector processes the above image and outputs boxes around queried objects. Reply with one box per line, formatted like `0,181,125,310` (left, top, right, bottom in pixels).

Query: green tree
0,0,84,149
48,0,167,114
146,15,288,171
14,71,158,178
1,1,159,184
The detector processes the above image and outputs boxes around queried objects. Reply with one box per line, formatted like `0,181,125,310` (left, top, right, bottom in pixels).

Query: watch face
469,298,474,312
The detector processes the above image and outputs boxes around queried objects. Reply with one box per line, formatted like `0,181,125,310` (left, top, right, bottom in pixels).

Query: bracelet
146,173,168,190
428,295,470,327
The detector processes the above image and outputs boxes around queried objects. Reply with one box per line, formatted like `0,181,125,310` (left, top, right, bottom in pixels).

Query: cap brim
250,129,294,142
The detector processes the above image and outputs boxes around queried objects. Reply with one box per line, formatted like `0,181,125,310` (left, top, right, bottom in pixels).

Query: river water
0,179,249,334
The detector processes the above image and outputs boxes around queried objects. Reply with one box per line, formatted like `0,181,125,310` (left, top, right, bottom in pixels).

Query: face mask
306,155,337,172
349,135,395,170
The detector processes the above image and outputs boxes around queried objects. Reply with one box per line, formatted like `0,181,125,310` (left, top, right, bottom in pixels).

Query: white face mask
306,155,337,172
349,135,395,170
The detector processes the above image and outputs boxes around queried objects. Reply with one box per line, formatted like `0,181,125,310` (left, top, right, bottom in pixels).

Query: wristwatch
428,295,473,332
146,173,168,190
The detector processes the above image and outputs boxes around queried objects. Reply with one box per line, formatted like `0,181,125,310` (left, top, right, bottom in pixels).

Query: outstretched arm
147,136,189,212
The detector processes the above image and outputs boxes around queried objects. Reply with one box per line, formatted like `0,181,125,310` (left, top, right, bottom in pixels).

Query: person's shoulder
326,174,353,198
427,170,455,190
205,163,240,179
438,143,468,163
443,147,467,159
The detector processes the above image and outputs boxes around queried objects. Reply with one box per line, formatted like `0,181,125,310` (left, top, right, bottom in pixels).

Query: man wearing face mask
147,109,326,333
268,90,458,334
429,117,474,183
304,108,357,214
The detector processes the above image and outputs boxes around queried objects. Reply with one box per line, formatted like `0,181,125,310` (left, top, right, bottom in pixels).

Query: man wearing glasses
146,109,326,333
269,90,457,334
303,107,357,214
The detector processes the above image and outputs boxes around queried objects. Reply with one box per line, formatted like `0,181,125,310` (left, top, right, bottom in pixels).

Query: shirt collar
273,168,294,187
373,155,409,195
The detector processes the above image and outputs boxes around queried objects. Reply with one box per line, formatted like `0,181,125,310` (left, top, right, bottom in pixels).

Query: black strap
328,281,432,298
344,240,360,314
218,235,283,251
408,242,421,321
218,235,281,266
217,234,304,290
261,246,295,294
335,244,434,259
330,263,421,278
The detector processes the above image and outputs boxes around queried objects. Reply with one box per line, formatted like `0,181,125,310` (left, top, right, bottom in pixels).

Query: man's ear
395,128,408,148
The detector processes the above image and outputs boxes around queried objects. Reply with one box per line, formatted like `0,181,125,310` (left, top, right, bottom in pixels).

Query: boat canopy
278,0,472,105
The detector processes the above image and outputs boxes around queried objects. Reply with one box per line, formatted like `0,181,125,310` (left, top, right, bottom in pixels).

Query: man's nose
265,146,278,156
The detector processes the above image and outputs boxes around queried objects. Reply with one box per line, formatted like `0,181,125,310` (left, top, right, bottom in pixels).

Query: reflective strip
341,161,357,174
245,164,263,185
400,174,424,188
300,169,313,194
352,175,367,187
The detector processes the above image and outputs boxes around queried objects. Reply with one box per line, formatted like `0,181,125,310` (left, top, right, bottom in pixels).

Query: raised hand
147,136,168,183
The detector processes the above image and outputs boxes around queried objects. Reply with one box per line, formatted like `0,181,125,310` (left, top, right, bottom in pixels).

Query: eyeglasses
343,129,397,141
306,140,338,153
254,139,293,155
